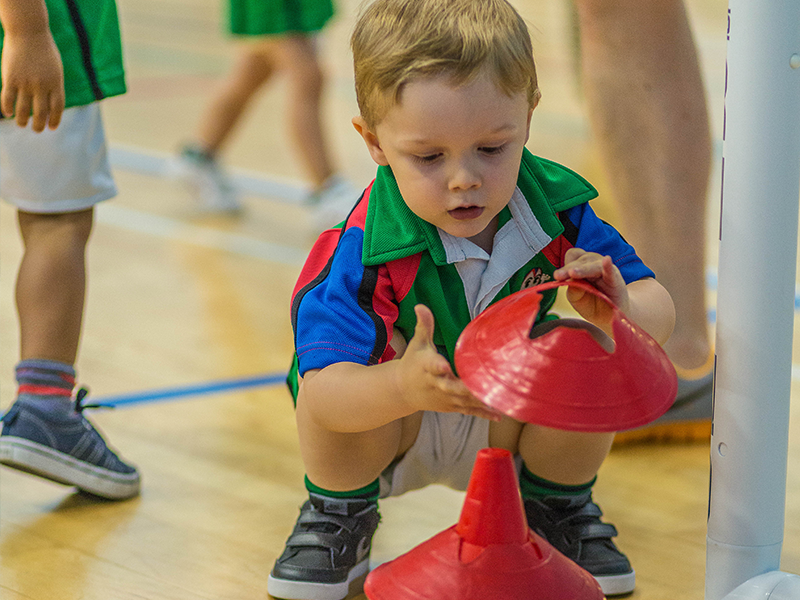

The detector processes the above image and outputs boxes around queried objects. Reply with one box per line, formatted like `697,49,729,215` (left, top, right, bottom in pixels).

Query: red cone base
364,448,604,600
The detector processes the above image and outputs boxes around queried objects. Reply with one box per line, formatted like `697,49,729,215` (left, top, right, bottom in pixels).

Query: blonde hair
351,0,541,127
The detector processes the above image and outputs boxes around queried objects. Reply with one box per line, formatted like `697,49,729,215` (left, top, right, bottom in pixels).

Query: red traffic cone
364,448,604,600
455,279,677,432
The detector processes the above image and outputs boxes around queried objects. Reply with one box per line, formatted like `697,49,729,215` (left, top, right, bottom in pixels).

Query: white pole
706,0,800,599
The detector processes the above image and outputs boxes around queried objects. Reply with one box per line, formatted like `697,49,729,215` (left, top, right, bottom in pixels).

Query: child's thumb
411,304,436,348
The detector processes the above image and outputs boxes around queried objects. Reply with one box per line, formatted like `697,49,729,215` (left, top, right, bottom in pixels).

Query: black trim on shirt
558,211,580,246
64,0,104,101
291,254,335,341
358,265,387,365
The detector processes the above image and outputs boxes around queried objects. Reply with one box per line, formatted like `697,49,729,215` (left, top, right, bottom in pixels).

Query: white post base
721,571,800,600
706,539,783,600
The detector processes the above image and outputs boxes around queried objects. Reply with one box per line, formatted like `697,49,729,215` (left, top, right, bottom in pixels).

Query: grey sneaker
174,144,242,214
268,493,380,600
524,491,635,596
614,370,713,445
0,388,140,500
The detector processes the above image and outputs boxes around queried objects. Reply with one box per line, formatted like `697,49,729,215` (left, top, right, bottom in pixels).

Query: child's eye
413,153,442,164
479,145,506,155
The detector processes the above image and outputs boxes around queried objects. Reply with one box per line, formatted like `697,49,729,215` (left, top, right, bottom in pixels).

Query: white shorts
379,412,491,498
0,104,116,213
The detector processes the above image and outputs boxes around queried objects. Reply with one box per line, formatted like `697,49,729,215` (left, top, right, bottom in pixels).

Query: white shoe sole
267,558,370,600
595,569,636,596
0,436,140,500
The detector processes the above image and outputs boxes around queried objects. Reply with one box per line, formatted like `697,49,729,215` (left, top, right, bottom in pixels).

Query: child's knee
19,209,94,249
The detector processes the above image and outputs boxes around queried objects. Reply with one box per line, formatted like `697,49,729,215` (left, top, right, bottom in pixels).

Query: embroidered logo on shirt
521,267,551,289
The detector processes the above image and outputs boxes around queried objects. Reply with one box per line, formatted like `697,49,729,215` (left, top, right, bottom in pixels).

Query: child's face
354,71,533,247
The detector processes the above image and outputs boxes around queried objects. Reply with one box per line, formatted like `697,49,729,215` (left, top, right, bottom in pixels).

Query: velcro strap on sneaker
286,532,345,552
298,511,359,532
574,522,618,541
572,502,603,519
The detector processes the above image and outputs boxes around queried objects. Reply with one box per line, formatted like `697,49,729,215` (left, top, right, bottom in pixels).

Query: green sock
304,475,380,503
519,463,596,500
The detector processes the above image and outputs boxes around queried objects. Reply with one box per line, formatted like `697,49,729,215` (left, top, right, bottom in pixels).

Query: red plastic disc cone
364,448,604,600
454,280,677,432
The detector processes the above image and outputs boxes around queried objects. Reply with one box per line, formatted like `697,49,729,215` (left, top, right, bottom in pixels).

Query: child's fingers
425,353,454,377
433,372,471,395
455,398,502,422
565,285,587,305
31,93,47,133
465,406,503,422
0,85,17,119
555,248,590,279
14,92,32,128
436,380,501,421
563,247,586,264
47,90,64,130
602,255,619,286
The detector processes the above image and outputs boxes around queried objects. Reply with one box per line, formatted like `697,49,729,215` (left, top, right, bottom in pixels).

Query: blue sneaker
0,388,140,499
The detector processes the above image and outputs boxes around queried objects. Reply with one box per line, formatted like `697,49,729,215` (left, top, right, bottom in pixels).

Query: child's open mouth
448,206,484,220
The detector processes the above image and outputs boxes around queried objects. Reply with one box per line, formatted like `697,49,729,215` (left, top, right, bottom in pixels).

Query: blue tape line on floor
89,372,287,408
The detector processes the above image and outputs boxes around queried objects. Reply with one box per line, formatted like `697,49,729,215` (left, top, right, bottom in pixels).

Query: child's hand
1,30,65,132
554,248,630,325
397,304,501,421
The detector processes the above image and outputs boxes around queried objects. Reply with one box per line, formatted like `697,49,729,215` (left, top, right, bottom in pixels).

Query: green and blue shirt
289,149,654,396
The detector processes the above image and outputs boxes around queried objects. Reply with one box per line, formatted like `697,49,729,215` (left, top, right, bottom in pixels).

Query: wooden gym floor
2,0,800,598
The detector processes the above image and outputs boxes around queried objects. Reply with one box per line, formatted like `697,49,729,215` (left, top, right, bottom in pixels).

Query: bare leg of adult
576,0,713,440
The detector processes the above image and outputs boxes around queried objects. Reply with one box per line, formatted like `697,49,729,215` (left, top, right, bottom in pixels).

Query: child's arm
298,304,501,433
0,0,64,131
554,247,675,345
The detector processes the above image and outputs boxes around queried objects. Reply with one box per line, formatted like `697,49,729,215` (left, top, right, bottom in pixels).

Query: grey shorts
0,104,116,213
379,411,491,498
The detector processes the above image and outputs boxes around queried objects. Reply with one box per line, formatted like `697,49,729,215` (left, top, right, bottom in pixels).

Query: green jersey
0,0,125,109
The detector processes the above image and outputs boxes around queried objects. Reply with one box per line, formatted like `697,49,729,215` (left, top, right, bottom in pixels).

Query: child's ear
524,107,534,144
352,116,389,166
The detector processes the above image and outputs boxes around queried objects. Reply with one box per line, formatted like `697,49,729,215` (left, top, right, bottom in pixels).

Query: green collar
361,148,598,267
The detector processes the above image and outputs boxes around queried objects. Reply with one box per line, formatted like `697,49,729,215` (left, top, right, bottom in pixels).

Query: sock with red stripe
14,359,76,414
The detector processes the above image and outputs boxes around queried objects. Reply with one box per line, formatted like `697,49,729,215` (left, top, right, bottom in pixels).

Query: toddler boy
268,0,675,598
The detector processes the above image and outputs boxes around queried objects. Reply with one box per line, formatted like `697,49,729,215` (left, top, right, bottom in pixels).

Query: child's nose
448,159,481,191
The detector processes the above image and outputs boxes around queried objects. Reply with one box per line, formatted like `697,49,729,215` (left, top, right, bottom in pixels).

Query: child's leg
16,209,93,363
3,210,140,499
270,402,421,600
278,35,361,231
517,426,614,486
177,43,277,213
278,35,334,190
0,104,139,500
496,420,633,596
297,397,421,492
195,41,278,155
